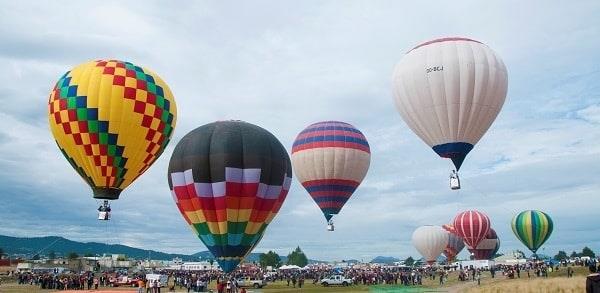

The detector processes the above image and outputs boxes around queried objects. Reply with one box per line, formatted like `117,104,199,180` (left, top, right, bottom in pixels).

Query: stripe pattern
291,121,370,221
453,210,490,249
442,224,465,262
168,121,292,273
468,228,500,260
511,210,553,254
48,60,176,199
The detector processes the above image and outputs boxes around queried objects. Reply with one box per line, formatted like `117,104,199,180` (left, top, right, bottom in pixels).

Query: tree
259,251,282,268
48,251,56,260
582,247,596,258
493,253,504,259
570,251,580,258
286,246,308,267
405,256,415,266
67,252,79,260
32,254,40,260
554,251,568,261
116,256,127,261
84,253,93,257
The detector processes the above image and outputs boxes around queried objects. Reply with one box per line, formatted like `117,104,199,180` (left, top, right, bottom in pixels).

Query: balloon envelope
392,37,508,170
468,228,500,260
167,121,292,273
412,225,449,264
291,121,370,222
512,210,553,254
48,60,177,199
442,224,465,262
453,210,491,249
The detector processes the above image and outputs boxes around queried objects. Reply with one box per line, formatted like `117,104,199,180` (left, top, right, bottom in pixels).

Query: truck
320,275,352,287
235,277,266,288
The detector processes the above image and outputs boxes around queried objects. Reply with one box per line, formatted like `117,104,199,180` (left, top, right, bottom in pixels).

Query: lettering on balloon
426,66,444,73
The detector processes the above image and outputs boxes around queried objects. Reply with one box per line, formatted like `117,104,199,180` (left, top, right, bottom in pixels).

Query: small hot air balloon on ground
468,228,500,260
392,37,508,190
48,60,177,219
168,121,292,274
291,121,370,231
512,210,553,257
412,225,449,264
454,210,490,250
442,224,465,262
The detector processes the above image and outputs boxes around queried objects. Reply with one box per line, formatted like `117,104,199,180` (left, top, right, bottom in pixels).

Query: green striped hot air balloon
511,210,553,254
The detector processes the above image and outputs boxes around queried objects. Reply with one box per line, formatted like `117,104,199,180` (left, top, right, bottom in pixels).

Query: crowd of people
6,258,600,292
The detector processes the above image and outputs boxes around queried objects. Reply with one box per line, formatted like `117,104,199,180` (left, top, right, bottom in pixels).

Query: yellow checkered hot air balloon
48,60,177,216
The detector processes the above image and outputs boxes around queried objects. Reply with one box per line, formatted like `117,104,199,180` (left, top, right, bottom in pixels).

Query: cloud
0,0,599,261
577,104,600,124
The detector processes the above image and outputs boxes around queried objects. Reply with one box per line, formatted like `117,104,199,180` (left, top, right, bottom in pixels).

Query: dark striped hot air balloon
468,228,500,260
167,121,292,273
291,121,370,230
512,210,553,255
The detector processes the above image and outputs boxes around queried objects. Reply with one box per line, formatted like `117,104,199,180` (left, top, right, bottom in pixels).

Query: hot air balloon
48,60,177,218
392,37,508,190
468,228,500,260
512,210,553,255
412,225,449,264
291,121,370,231
442,224,465,262
453,210,490,249
168,121,292,274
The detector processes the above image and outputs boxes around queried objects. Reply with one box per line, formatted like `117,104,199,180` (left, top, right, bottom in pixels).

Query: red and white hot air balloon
453,210,490,249
442,224,465,262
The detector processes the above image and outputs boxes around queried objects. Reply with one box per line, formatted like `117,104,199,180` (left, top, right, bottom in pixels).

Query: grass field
0,266,591,292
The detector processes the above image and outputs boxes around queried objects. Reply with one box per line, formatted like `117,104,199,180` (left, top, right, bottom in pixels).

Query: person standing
137,279,145,293
476,271,481,286
587,265,600,293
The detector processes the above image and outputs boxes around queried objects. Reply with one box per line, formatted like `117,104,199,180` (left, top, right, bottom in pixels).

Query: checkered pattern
49,71,128,187
97,61,174,174
48,60,176,193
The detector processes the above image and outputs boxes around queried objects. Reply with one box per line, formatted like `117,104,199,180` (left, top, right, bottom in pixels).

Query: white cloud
0,0,599,261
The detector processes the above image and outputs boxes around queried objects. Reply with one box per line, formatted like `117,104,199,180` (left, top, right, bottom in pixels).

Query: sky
0,1,599,262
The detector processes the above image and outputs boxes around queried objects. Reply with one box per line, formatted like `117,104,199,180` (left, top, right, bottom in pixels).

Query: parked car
236,277,266,288
320,275,352,286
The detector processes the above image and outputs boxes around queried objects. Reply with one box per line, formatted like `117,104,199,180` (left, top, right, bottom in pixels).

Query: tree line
258,246,308,268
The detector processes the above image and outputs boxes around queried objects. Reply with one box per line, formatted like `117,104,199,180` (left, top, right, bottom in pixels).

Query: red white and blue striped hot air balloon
291,121,371,231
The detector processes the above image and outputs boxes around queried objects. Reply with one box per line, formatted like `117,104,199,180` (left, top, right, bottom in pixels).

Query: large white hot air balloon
412,225,449,264
392,37,508,189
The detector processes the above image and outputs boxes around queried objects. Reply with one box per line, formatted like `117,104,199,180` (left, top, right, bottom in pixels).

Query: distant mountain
0,235,325,264
0,235,198,261
370,256,400,264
